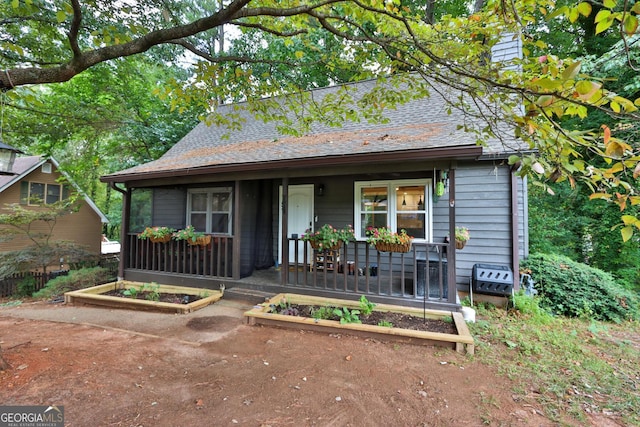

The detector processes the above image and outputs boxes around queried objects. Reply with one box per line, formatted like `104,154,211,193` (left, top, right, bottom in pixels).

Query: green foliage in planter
358,295,375,316
521,253,640,322
332,306,361,324
33,267,111,299
310,305,334,320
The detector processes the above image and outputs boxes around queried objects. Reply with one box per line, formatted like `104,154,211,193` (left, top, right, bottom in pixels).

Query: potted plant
365,227,413,253
138,226,175,243
302,224,355,251
454,226,470,249
174,225,211,246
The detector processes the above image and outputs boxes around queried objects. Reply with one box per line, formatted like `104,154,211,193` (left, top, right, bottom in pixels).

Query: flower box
310,240,341,251
149,235,172,244
187,235,212,247
375,241,412,253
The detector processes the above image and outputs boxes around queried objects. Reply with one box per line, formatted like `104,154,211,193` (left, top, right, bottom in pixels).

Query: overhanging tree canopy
1,0,639,238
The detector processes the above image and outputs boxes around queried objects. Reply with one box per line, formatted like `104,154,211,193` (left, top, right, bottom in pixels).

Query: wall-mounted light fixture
317,184,325,197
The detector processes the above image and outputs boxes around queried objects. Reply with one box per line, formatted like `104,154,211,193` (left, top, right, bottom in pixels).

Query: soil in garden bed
273,304,458,334
103,290,204,305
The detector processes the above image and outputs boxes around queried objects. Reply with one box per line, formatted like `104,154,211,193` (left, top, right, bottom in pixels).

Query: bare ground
0,296,567,426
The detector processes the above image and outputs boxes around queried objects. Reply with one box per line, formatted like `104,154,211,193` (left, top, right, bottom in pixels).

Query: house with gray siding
101,69,530,310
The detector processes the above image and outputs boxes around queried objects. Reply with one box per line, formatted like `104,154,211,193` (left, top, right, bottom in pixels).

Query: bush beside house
521,253,640,323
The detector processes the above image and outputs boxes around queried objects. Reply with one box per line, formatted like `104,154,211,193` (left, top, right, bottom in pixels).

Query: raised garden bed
64,281,224,314
244,293,474,354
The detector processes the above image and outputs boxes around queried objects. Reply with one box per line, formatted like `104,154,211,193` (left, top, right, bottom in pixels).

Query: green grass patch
470,296,640,425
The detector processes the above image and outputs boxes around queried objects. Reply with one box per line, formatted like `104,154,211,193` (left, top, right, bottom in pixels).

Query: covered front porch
122,232,457,309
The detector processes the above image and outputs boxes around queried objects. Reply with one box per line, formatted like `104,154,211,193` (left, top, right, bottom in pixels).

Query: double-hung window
354,179,432,241
187,187,233,235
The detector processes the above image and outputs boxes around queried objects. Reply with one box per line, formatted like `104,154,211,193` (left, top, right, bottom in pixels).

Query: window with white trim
187,187,233,234
354,179,432,241
20,182,70,205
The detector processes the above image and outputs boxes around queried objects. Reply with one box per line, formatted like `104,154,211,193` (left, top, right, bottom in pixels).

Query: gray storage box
471,264,513,296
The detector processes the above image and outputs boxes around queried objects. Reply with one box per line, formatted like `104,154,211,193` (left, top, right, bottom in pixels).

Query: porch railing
286,239,454,303
126,233,233,278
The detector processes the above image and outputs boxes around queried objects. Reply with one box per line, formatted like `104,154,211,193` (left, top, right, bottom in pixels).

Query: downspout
510,169,520,290
109,182,130,281
233,180,241,280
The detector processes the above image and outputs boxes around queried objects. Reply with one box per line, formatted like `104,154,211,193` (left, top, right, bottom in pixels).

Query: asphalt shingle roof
0,156,42,193
105,77,522,180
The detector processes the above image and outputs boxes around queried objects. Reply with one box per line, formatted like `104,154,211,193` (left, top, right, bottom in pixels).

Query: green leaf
621,215,640,227
595,16,613,34
577,2,592,17
56,10,66,23
623,15,638,35
562,62,581,81
620,225,633,242
534,78,562,91
595,9,612,23
294,50,304,59
603,0,617,8
575,81,601,100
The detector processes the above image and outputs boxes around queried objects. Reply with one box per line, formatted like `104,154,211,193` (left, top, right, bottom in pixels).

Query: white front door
278,184,314,265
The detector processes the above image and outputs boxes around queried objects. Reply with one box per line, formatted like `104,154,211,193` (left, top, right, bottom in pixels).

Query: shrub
15,275,37,297
521,253,640,322
33,267,111,299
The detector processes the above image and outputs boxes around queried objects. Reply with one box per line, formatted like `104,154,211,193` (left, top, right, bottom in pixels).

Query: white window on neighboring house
187,187,233,235
354,179,432,241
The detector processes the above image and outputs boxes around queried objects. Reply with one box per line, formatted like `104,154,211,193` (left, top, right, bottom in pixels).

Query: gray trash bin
416,258,448,298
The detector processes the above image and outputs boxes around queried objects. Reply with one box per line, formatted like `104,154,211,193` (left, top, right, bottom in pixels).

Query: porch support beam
109,182,130,281
447,167,457,304
233,180,241,280
281,177,289,286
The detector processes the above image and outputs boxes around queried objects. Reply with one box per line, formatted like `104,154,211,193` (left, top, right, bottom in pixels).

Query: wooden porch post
232,180,241,280
115,184,131,281
281,178,289,285
447,168,457,304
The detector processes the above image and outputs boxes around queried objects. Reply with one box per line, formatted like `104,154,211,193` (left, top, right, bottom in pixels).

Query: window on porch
187,187,233,234
354,179,432,241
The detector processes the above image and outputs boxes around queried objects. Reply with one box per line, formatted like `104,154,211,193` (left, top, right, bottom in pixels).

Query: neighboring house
102,81,530,309
0,156,108,260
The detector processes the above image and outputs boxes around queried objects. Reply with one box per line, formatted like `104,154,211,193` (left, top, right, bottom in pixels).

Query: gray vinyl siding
452,162,515,289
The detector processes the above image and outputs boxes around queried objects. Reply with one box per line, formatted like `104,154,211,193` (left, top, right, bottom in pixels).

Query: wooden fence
0,255,119,298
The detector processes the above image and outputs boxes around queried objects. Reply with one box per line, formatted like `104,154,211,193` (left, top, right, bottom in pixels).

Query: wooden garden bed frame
64,281,224,314
244,293,474,354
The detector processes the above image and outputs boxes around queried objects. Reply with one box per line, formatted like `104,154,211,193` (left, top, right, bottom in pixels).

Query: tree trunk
473,0,486,13
425,0,435,24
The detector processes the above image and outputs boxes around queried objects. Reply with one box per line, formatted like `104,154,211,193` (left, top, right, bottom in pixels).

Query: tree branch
68,0,83,57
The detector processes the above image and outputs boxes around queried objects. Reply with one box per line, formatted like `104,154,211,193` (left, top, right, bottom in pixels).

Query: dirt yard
1,296,556,426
